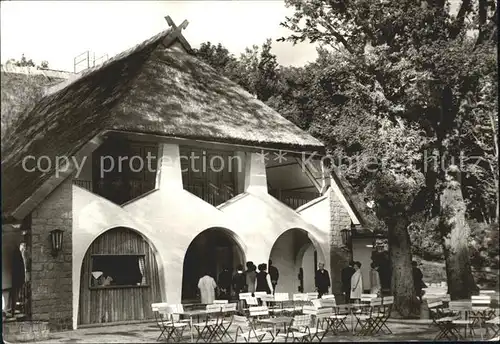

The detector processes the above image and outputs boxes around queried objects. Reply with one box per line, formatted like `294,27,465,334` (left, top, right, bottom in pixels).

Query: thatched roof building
1,25,325,219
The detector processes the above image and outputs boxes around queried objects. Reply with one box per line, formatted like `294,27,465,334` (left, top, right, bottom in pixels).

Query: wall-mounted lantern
340,228,351,248
49,229,64,257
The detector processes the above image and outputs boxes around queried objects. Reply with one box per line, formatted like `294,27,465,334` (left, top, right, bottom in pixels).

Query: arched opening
269,228,325,295
182,228,245,303
78,227,161,325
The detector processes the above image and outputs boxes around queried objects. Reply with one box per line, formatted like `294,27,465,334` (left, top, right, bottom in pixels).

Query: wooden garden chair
449,300,475,340
151,303,189,342
307,292,319,300
302,305,329,341
486,316,500,339
276,314,313,342
293,293,309,312
192,304,222,343
232,315,270,343
212,302,237,342
355,297,383,336
370,296,394,335
428,299,459,341
471,294,493,338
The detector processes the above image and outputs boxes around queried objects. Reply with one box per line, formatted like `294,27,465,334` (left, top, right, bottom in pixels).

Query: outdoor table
256,316,293,340
175,308,223,342
337,303,369,334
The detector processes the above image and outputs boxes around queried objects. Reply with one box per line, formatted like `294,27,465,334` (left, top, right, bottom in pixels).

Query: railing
270,189,321,210
74,179,155,204
184,183,235,207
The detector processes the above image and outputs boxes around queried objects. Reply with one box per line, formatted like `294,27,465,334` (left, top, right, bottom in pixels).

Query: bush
469,220,499,269
408,217,444,260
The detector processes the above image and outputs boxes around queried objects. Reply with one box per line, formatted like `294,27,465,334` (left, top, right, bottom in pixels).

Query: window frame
89,253,150,290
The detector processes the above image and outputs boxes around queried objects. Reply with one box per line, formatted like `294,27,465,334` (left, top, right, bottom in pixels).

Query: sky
0,0,319,72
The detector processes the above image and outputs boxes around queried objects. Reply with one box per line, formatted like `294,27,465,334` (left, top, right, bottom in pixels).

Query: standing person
218,266,232,300
198,272,217,304
255,263,273,295
369,263,381,295
341,261,355,303
412,261,426,302
232,264,246,311
268,260,279,294
350,261,363,303
245,262,257,296
314,262,331,298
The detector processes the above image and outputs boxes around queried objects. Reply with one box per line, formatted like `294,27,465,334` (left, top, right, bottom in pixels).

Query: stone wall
329,188,352,301
30,179,72,331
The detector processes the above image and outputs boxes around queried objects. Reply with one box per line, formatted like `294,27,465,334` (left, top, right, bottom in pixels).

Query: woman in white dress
350,261,363,303
369,263,381,295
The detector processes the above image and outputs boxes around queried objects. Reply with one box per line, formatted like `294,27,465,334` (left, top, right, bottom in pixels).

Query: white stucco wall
297,196,330,234
352,238,374,291
301,244,316,293
71,144,331,329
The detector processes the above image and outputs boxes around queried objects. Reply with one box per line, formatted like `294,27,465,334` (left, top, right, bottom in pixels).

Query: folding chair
232,314,269,343
355,297,382,336
276,314,312,342
370,296,393,335
268,293,289,315
192,304,222,343
213,299,229,304
486,316,500,339
428,299,458,340
212,302,237,342
302,305,329,342
248,306,276,340
240,294,258,315
152,303,189,342
449,300,475,340
293,293,309,313
471,294,493,338
307,292,319,300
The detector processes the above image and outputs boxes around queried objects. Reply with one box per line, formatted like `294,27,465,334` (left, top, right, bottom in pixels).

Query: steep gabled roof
1,26,324,219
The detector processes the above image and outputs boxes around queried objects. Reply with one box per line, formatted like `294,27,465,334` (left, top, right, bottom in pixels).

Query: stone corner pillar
328,189,351,298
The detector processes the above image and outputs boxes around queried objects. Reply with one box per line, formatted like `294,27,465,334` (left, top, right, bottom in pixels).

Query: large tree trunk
439,165,478,299
388,217,420,318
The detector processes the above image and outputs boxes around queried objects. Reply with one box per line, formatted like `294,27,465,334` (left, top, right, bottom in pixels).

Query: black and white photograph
1,0,498,342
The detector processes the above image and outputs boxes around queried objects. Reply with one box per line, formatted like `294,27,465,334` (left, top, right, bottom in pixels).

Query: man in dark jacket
218,267,232,300
412,261,426,302
232,265,246,297
341,261,355,303
268,260,279,294
315,263,331,298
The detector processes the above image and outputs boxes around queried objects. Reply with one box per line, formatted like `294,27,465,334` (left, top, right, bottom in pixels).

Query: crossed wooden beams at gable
163,16,193,52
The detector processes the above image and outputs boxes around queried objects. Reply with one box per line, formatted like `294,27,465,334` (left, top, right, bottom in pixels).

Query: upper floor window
179,146,241,206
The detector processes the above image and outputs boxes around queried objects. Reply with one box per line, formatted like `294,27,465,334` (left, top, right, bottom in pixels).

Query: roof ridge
45,28,174,97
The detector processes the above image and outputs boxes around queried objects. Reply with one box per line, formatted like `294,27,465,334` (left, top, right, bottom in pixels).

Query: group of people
341,261,365,303
340,259,427,304
197,260,280,304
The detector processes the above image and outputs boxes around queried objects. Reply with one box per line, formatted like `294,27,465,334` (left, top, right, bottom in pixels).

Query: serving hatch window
90,254,147,288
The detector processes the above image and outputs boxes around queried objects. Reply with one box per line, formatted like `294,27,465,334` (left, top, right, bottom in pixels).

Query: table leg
190,316,194,343
351,309,355,334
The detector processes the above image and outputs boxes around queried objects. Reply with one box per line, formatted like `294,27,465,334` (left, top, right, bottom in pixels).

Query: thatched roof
1,68,70,141
1,27,324,218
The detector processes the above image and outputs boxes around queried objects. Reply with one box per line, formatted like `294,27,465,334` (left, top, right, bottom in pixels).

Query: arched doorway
182,228,245,303
78,227,161,325
269,228,325,295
